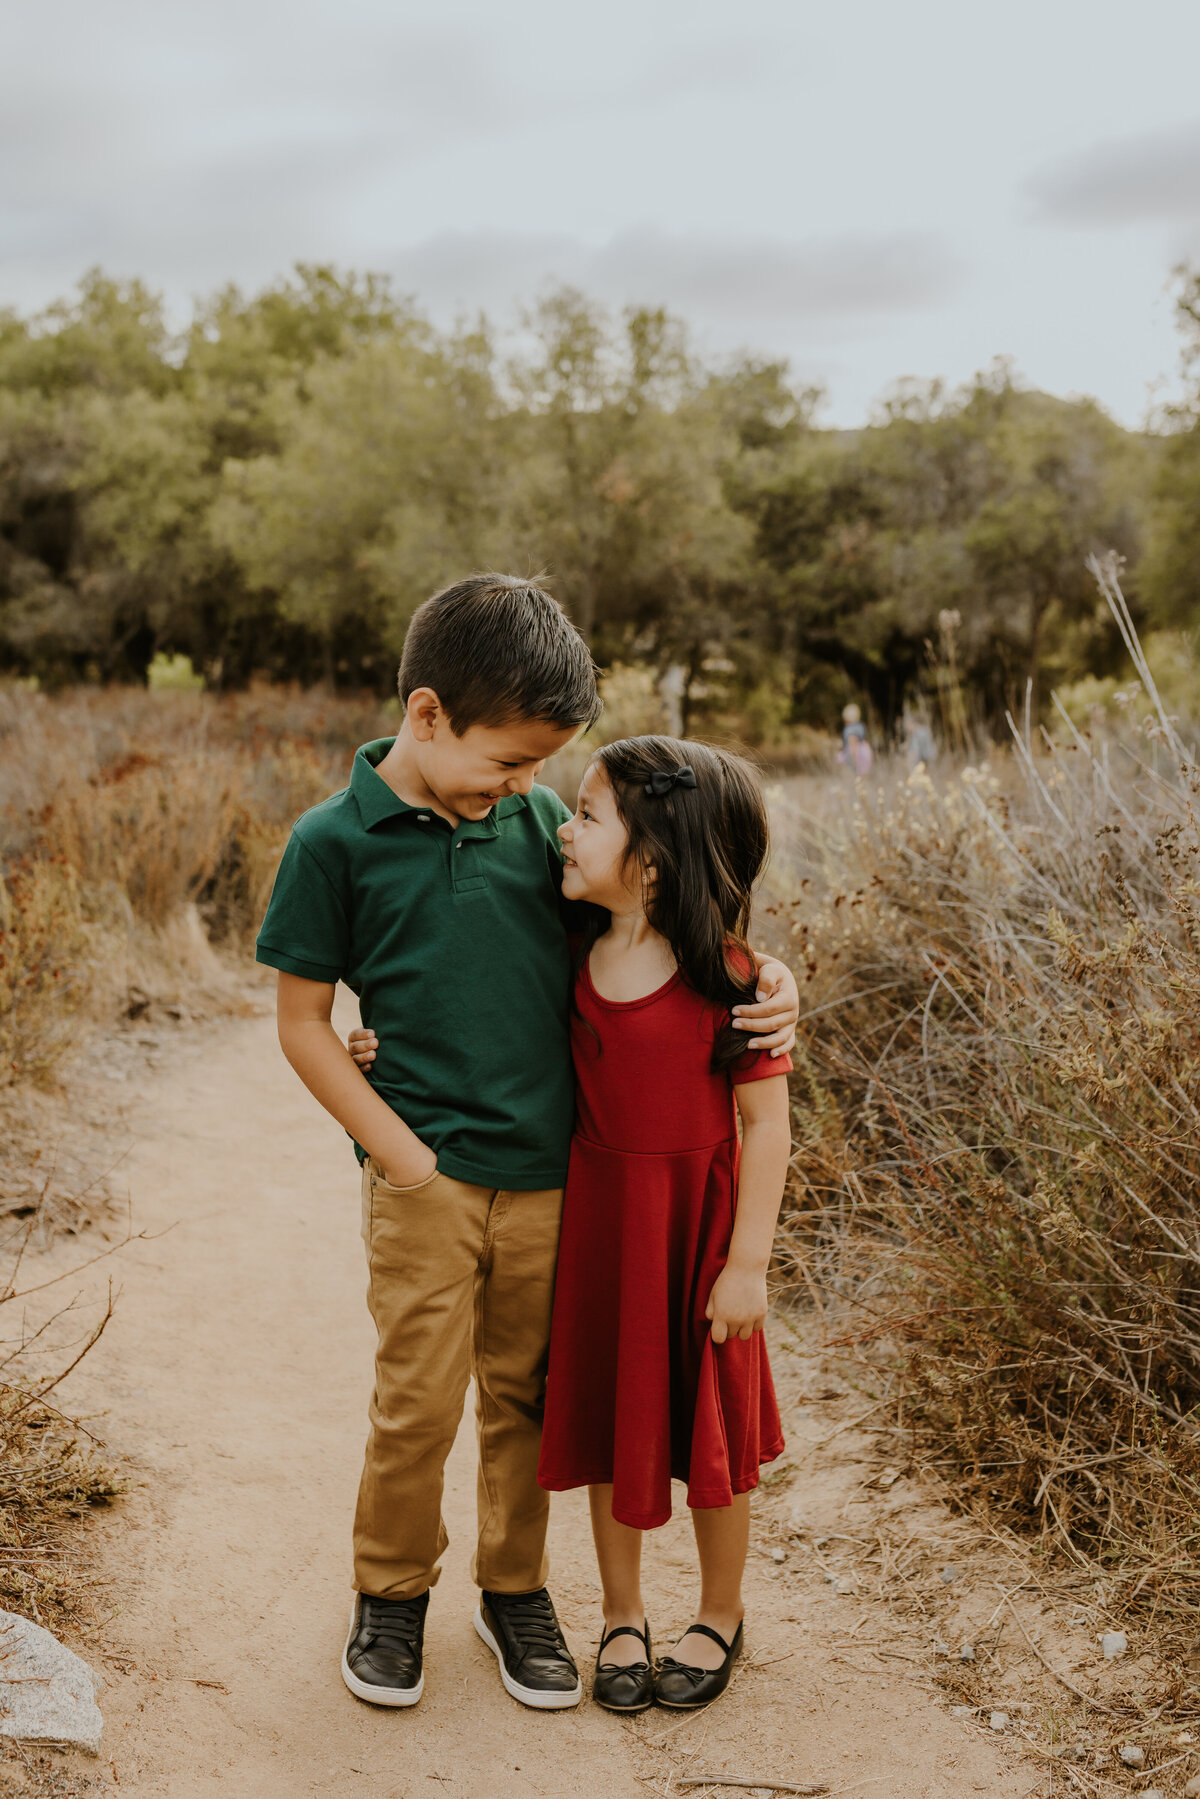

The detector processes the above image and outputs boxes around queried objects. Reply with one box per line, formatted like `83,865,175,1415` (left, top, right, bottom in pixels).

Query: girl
536,736,791,1714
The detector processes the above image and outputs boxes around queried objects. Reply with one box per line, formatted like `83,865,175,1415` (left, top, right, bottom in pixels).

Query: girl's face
557,763,643,911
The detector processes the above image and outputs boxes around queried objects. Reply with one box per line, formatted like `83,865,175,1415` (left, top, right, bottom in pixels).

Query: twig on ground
676,1781,828,1795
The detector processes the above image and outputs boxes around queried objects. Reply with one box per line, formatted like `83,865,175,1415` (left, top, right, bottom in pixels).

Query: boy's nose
509,767,538,795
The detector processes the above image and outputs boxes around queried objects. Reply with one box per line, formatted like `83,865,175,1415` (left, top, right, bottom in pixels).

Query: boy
256,575,799,1711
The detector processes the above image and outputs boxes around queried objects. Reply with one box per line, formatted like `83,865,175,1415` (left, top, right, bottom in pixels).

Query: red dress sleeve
724,941,793,1084
730,1042,793,1085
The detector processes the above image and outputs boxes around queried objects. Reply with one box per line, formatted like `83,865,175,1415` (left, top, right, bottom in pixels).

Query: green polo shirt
255,738,575,1190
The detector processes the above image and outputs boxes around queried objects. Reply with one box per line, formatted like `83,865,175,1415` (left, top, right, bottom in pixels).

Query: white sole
341,1598,425,1707
473,1605,582,1710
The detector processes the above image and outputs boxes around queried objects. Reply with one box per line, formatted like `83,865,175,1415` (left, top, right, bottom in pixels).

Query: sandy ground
11,996,1054,1799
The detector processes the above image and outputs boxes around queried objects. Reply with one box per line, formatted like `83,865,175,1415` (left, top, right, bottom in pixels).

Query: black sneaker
341,1591,428,1707
474,1587,582,1710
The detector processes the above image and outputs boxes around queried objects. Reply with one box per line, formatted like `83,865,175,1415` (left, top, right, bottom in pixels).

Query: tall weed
777,605,1200,1615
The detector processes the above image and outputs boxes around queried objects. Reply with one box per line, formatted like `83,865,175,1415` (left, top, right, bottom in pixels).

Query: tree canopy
1,261,1190,736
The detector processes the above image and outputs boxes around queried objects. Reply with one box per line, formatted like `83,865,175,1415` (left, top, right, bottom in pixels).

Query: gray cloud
0,17,547,297
392,227,964,333
1026,120,1200,225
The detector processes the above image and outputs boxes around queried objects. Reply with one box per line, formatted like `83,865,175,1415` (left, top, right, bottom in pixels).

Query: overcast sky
5,0,1200,425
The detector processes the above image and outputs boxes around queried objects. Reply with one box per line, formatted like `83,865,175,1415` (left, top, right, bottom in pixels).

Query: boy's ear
406,687,443,741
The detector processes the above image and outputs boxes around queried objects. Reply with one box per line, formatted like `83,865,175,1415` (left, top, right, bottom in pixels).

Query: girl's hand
348,1026,378,1069
733,955,799,1056
705,1263,769,1343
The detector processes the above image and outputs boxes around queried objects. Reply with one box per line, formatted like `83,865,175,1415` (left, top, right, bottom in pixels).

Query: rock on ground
0,1613,103,1756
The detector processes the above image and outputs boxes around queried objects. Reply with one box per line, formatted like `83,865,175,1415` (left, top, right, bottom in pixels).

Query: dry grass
0,1201,124,1631
0,683,379,1092
770,581,1200,1648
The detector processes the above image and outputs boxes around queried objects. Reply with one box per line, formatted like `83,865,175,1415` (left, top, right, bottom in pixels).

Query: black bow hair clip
643,764,698,798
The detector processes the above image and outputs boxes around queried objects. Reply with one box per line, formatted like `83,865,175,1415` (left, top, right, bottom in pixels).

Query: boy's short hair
399,573,603,736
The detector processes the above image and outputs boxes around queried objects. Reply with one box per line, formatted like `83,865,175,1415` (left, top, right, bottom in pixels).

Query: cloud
392,227,964,333
0,15,544,296
1026,120,1200,226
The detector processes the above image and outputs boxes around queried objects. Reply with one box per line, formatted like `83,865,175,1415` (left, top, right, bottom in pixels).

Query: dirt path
39,997,1045,1798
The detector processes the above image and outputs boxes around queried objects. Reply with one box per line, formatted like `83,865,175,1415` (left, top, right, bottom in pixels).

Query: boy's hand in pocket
705,1263,769,1343
348,1026,377,1069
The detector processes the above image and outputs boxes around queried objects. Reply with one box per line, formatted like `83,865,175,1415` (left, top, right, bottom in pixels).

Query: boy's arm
277,973,437,1187
705,1073,792,1343
732,952,800,1056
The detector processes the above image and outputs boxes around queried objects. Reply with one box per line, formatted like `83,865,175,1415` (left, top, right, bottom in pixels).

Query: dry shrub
776,704,1200,1621
0,1206,122,1625
0,682,372,1084
0,859,93,1086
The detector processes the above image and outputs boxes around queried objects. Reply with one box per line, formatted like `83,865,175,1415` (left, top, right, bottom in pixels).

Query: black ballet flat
654,1620,743,1710
592,1621,654,1713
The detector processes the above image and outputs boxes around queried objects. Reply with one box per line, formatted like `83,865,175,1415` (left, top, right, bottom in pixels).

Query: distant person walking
902,707,937,771
836,703,873,777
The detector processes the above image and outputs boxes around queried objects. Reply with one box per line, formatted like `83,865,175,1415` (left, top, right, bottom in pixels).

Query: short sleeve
255,830,349,984
730,1044,793,1085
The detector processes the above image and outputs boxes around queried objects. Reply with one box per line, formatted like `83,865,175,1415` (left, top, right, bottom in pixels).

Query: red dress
537,957,790,1529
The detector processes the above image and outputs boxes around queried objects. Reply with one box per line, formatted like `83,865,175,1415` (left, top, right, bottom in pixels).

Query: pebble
990,1712,1010,1732
950,1705,974,1720
834,1577,855,1595
1118,1745,1145,1767
0,1611,103,1755
1101,1631,1127,1658
770,1548,786,1564
1183,1779,1200,1798
822,1571,837,1585
959,1644,975,1662
1141,1789,1165,1799
933,1640,950,1656
939,1565,959,1583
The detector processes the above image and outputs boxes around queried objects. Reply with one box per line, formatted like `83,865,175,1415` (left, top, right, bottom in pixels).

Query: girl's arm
706,1073,792,1343
732,952,799,1056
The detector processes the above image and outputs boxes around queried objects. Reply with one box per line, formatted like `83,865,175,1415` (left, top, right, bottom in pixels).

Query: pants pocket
369,1159,441,1197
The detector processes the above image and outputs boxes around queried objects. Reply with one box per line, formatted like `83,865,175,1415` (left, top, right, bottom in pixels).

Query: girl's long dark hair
577,735,771,1070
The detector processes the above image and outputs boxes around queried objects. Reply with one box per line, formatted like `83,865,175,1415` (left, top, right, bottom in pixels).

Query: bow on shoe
643,765,697,797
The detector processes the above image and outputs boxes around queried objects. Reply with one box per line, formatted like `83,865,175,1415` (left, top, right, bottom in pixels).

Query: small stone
939,1564,959,1583
1100,1631,1127,1658
834,1577,855,1595
1141,1789,1165,1799
1118,1745,1145,1768
933,1640,950,1656
770,1548,786,1564
950,1705,974,1720
1183,1778,1200,1798
0,1611,103,1755
959,1643,975,1662
990,1712,1010,1732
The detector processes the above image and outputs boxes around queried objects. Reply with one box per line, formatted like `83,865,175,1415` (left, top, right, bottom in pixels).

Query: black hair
398,573,602,736
579,735,771,1070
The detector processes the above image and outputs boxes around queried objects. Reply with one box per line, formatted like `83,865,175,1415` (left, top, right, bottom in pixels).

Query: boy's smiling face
409,690,580,820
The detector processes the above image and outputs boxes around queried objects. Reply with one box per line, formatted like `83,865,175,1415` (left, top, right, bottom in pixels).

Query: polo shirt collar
349,738,529,835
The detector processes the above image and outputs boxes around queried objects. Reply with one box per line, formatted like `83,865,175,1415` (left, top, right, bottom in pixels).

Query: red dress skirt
537,959,790,1529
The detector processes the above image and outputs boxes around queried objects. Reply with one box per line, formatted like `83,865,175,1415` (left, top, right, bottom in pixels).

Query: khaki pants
354,1160,563,1600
